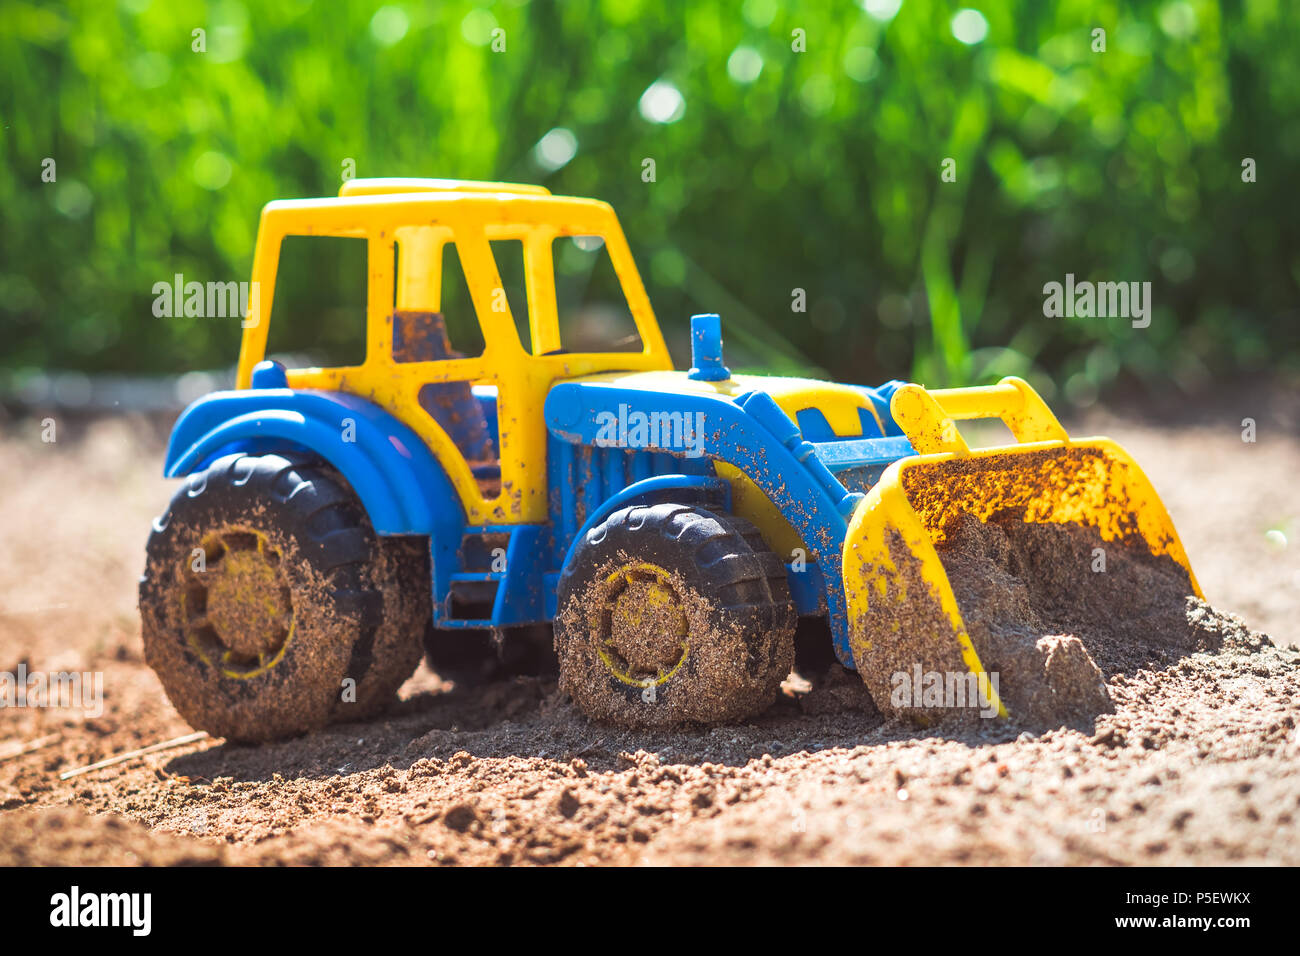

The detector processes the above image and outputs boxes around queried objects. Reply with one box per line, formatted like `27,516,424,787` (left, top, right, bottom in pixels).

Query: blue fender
560,473,733,574
163,381,464,601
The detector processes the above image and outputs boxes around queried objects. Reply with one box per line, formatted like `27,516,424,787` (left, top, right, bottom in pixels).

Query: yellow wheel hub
182,529,294,679
597,563,689,686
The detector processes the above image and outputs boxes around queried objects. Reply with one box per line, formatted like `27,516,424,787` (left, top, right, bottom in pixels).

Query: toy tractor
139,178,1202,742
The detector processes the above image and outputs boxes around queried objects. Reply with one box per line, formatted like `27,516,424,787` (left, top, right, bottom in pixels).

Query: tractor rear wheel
139,453,427,743
554,503,795,728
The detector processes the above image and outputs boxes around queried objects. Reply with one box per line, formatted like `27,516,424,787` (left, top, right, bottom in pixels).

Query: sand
0,385,1296,865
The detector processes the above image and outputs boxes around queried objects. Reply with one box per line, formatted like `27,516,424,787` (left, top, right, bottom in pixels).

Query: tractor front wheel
554,503,795,728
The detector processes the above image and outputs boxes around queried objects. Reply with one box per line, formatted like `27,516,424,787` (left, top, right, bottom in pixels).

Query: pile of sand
937,515,1223,730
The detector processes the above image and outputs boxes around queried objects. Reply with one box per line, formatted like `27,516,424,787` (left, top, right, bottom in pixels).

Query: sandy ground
0,385,1296,866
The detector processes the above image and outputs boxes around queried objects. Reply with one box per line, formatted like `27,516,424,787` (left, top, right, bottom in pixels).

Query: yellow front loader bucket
842,376,1202,725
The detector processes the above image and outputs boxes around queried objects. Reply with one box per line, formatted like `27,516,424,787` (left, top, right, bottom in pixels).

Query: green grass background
3,0,1298,404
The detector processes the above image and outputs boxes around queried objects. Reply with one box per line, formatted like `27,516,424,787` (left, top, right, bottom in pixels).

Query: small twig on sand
59,731,210,780
0,733,61,763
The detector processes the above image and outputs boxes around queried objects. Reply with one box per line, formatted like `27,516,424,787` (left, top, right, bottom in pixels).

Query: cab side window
267,236,368,367
489,239,532,353
392,240,486,361
553,235,642,353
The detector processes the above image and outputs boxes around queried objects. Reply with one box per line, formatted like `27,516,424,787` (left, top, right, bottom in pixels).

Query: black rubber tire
139,453,427,743
351,534,431,715
554,503,795,728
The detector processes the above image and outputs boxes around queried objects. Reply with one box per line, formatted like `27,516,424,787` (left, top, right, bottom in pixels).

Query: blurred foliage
2,0,1299,405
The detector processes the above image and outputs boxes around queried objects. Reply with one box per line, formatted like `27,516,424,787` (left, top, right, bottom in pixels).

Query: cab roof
338,177,551,198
